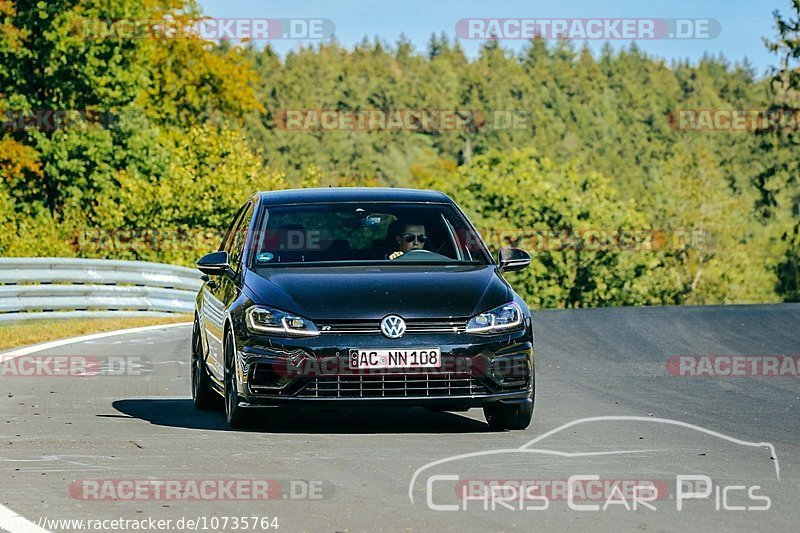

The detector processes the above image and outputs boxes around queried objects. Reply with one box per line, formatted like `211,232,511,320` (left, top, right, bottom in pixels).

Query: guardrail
0,258,202,322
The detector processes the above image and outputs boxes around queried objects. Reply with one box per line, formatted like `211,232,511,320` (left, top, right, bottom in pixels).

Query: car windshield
249,202,491,266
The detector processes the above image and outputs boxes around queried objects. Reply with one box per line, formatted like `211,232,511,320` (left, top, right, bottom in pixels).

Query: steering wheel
392,248,451,262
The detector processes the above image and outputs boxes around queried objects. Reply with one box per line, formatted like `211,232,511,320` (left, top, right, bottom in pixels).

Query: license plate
348,349,441,369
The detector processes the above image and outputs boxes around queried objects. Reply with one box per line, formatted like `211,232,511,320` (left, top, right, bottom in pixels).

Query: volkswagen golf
192,188,535,430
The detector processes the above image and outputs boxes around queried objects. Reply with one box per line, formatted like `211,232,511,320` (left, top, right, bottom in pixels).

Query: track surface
2,304,799,532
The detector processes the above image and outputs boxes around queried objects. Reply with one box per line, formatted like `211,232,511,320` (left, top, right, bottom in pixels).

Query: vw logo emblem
381,315,406,339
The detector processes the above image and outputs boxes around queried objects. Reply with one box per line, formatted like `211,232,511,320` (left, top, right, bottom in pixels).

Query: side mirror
498,247,531,272
197,251,231,276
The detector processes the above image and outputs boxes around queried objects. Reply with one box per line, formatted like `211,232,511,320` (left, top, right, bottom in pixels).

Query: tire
191,318,218,410
483,390,534,431
224,332,249,429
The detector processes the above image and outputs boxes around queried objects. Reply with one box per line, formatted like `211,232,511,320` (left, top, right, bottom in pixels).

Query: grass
0,314,192,352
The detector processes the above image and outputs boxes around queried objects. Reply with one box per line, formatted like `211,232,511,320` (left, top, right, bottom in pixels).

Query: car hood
244,264,509,320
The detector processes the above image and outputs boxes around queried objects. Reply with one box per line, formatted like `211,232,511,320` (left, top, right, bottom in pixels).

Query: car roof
257,187,452,206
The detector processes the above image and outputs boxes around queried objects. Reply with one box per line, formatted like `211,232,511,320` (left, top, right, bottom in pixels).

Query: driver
387,220,427,260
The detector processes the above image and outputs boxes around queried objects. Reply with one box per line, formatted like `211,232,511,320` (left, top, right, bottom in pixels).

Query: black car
192,188,535,430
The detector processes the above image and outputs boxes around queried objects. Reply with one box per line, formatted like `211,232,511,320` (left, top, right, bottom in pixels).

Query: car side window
441,214,464,261
229,203,254,273
219,204,248,254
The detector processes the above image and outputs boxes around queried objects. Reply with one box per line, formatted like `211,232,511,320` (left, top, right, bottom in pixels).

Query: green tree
420,148,670,308
1,0,276,264
764,0,800,300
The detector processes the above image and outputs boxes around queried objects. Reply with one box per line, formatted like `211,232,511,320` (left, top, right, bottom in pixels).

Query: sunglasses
402,233,428,243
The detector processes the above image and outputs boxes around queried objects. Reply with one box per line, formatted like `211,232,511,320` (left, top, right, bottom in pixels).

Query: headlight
246,306,320,337
466,302,524,334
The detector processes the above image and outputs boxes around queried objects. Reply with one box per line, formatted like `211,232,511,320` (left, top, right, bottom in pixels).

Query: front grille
317,318,468,335
296,372,489,398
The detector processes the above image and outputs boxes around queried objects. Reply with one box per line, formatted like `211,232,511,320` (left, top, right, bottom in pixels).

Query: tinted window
229,203,253,272
219,204,248,254
250,202,491,266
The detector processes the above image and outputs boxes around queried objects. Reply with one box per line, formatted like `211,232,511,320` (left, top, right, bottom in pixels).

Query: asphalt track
2,304,799,532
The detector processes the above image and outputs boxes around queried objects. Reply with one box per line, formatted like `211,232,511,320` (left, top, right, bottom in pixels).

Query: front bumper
232,322,534,408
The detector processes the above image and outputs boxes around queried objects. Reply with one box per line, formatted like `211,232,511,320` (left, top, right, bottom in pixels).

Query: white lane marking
81,337,163,346
0,322,190,533
0,503,50,533
0,322,191,360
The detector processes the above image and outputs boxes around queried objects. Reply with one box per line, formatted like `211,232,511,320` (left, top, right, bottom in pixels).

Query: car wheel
191,318,218,410
224,332,249,429
483,389,534,431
